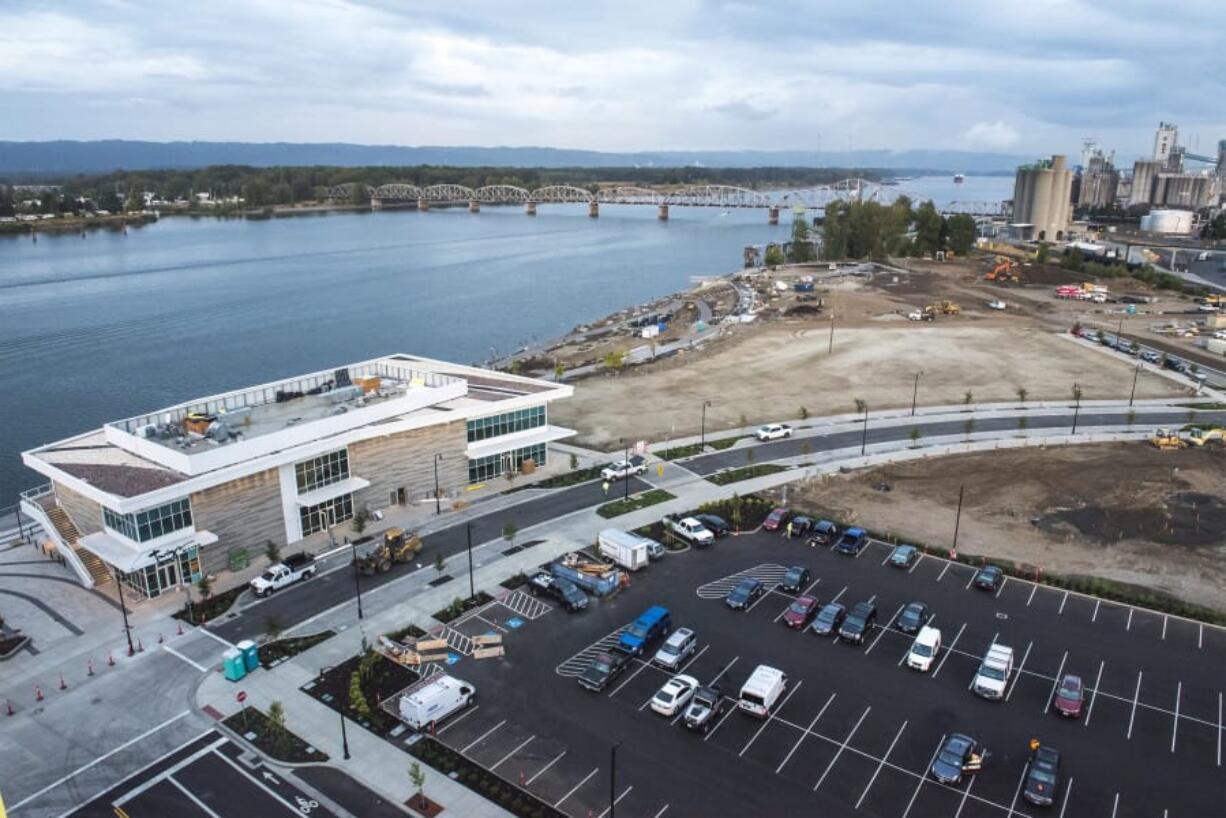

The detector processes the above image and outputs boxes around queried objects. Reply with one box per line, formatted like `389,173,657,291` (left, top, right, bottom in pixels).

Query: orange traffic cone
157,632,164,644
137,638,144,653
59,672,68,690
108,652,115,666
87,659,95,677
5,699,13,716
34,685,43,702
177,621,184,636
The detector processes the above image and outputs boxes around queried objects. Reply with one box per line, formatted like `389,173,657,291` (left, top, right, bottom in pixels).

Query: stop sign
236,690,247,704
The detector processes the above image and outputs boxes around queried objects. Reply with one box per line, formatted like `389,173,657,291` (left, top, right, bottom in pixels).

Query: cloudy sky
1,0,1223,158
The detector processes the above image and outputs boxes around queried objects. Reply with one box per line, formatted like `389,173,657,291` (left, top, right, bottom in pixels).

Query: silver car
652,627,696,670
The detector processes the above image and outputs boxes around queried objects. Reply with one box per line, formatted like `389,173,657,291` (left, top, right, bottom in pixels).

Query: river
0,175,1013,502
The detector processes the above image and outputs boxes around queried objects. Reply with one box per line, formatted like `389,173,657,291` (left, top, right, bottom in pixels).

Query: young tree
434,552,446,575
764,244,785,268
348,670,371,720
196,574,213,601
409,761,427,809
502,520,518,549
799,405,809,420
264,539,281,565
352,507,370,536
909,427,922,448
603,350,624,370
267,700,288,756
569,451,579,471
729,494,743,531
554,361,565,381
853,398,867,416
1015,387,1028,405
963,390,974,406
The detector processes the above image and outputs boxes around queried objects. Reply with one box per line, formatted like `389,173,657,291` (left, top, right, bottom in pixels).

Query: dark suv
529,572,588,611
838,601,878,644
578,651,629,692
682,683,724,733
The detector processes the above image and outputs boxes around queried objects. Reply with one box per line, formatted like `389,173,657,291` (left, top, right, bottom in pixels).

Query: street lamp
113,567,135,656
610,741,621,818
320,665,351,760
433,453,443,515
700,400,712,451
859,402,870,456
1129,362,1141,407
466,522,475,600
620,438,630,502
1071,383,1083,434
910,371,924,417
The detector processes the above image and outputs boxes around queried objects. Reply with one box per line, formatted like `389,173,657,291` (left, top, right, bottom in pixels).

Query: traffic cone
137,638,144,653
177,621,184,636
59,672,67,690
157,632,164,644
34,685,43,702
87,659,95,676
519,770,525,786
108,652,115,666
127,641,135,657
5,699,13,716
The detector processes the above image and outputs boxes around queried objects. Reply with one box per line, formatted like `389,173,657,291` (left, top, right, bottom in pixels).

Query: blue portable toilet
238,639,260,672
223,648,247,682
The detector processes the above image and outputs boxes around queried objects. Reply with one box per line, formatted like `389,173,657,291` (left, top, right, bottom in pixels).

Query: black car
810,602,846,636
973,565,1003,591
896,601,930,634
807,520,840,546
1023,746,1061,807
931,733,985,785
693,513,731,538
682,683,724,733
725,577,764,610
788,515,813,535
838,601,878,644
528,572,588,612
779,565,812,594
578,651,629,692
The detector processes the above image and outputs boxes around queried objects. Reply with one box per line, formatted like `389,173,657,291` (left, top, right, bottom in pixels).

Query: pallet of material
473,646,506,660
472,634,503,647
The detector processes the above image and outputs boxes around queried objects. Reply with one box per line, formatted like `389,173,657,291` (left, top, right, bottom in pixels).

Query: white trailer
597,528,650,571
398,674,475,730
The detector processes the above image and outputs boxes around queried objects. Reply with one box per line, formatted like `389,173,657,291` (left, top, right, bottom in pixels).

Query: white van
597,528,650,571
907,626,942,672
398,674,475,730
738,665,787,717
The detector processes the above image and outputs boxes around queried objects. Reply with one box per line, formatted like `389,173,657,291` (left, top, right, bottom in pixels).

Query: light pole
321,665,351,760
620,439,630,502
700,400,712,451
114,567,135,655
1071,383,1082,434
610,741,621,818
859,402,869,456
433,453,443,515
466,522,475,600
1129,362,1141,407
910,371,923,417
951,484,965,555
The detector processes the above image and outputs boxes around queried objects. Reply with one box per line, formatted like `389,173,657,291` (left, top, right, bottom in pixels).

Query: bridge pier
657,204,669,221
588,201,599,218
525,201,537,216
768,206,779,225
468,199,480,213
371,198,384,210
417,197,429,212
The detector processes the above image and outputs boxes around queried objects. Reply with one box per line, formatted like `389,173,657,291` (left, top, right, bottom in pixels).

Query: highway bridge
323,179,1008,221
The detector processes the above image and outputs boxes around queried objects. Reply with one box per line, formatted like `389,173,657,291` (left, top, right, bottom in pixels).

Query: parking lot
418,525,1226,818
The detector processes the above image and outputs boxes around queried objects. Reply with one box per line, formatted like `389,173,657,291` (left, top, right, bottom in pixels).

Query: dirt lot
552,316,1189,449
784,443,1226,611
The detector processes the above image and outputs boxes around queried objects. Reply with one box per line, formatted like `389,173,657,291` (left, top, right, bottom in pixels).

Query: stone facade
350,421,468,513
54,482,104,536
191,467,284,576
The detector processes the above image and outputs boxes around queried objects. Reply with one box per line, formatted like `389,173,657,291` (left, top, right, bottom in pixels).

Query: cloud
963,120,1022,150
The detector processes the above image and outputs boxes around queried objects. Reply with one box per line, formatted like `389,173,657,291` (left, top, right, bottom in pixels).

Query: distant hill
0,140,1028,176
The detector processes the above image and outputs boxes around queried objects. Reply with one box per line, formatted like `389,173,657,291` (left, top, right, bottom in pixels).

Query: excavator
1186,426,1224,447
355,527,423,575
1150,428,1188,450
985,257,1019,284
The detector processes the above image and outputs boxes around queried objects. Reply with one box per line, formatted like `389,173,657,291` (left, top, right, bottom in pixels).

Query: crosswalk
499,589,552,620
696,563,790,599
438,625,473,655
555,625,631,677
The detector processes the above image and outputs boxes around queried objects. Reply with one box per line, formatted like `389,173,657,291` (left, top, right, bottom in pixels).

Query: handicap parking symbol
445,652,461,665
507,617,525,629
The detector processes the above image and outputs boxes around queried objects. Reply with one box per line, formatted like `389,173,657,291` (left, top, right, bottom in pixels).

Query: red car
782,596,819,629
1053,673,1083,718
763,508,790,531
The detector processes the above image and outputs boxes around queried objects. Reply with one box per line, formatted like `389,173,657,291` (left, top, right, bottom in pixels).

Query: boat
953,173,965,184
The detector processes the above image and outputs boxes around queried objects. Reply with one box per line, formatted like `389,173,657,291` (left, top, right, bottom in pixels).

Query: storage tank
1140,209,1194,235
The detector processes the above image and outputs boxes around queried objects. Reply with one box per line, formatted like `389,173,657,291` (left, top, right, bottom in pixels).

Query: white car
907,310,923,321
986,299,1007,311
756,423,793,441
650,674,699,716
906,625,942,672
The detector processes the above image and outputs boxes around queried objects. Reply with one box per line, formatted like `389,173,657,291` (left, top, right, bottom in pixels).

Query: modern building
20,355,573,597
1010,154,1073,241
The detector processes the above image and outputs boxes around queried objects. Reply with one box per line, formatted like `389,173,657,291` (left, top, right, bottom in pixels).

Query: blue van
619,606,672,655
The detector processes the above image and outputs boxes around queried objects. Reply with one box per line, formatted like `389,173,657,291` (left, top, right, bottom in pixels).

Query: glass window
103,498,192,543
467,443,547,483
295,449,350,493
299,493,354,537
466,405,546,442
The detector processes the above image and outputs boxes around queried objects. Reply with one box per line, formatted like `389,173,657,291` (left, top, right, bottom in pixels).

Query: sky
1,0,1224,158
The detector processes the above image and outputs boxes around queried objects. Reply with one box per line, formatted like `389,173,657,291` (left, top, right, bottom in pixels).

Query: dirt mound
1035,491,1226,546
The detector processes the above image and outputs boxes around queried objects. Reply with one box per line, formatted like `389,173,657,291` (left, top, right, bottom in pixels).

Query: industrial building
19,355,573,597
1010,154,1073,241
1077,152,1119,209
1128,123,1222,210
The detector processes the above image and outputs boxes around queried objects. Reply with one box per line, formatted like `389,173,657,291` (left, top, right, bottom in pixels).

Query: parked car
896,602,931,635
652,627,697,671
693,513,731,537
788,515,813,535
578,651,629,692
973,564,1004,591
931,734,986,785
601,456,647,481
906,626,942,672
527,572,589,611
725,577,765,610
1140,349,1160,364
783,596,820,629
250,552,317,597
835,527,868,556
810,602,846,636
683,683,724,733
661,514,715,547
807,520,840,546
619,606,672,655
763,508,790,532
838,601,878,644
889,544,919,568
1023,745,1062,807
778,565,811,594
1052,674,1084,718
650,674,699,716
756,423,793,441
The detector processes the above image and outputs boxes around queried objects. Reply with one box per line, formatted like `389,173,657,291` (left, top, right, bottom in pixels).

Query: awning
465,424,576,460
79,529,218,573
294,476,371,508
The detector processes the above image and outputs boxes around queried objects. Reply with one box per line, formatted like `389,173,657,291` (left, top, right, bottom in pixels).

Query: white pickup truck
972,643,1014,700
661,514,715,547
249,552,317,597
756,423,793,441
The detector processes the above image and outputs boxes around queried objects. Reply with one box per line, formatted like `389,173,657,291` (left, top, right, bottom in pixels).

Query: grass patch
223,706,329,763
302,650,420,737
708,464,789,486
173,585,245,625
409,736,566,818
432,591,495,624
506,465,605,492
658,443,704,460
596,489,676,518
259,631,335,668
708,435,746,451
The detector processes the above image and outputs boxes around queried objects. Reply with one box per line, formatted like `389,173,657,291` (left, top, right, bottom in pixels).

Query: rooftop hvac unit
334,368,353,388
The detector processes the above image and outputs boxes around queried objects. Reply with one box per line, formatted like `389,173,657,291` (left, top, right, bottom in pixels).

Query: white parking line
931,623,966,679
436,705,480,735
595,786,633,818
744,588,773,613
1126,608,1134,631
1005,762,1029,818
964,570,976,590
653,806,670,818
901,735,946,818
1084,660,1106,727
169,775,224,818
462,719,507,754
163,644,209,673
1026,583,1037,606
1006,641,1033,701
739,681,802,757
953,774,976,818
491,735,535,771
1199,623,1204,649
865,605,903,656
855,720,907,809
1092,599,1101,623
1162,615,1169,640
1126,671,1143,739
708,655,739,686
830,585,848,603
1058,591,1069,615
995,576,1009,599
909,553,924,574
1058,777,1074,818
775,693,835,774
554,767,599,808
703,698,738,742
525,750,566,786
813,705,870,791
1171,682,1181,753
1044,651,1069,714
1110,791,1120,818
937,562,951,582
1217,692,1222,767
608,655,656,698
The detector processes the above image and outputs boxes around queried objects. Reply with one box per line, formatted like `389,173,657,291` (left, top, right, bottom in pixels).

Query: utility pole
114,569,135,655
1071,383,1082,434
350,539,364,620
1129,362,1141,407
828,306,836,354
951,485,965,555
621,439,630,502
433,453,443,515
466,522,475,600
910,371,923,417
859,403,870,456
700,400,712,450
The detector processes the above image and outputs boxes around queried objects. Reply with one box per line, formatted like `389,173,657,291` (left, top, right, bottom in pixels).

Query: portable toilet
237,639,260,672
223,648,247,682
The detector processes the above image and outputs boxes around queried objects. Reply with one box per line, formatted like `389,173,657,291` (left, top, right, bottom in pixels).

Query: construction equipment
356,527,423,575
985,257,1019,283
1186,426,1224,447
1150,428,1188,450
926,300,961,316
1200,294,1226,308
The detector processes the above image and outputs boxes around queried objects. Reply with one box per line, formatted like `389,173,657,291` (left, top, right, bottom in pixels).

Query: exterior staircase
45,506,111,586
